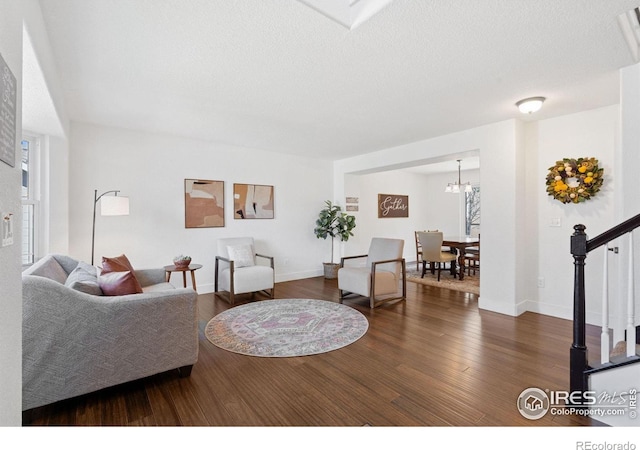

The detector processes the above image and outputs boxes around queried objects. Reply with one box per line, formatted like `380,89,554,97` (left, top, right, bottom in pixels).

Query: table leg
165,271,171,283
182,271,187,288
457,249,466,281
190,270,197,292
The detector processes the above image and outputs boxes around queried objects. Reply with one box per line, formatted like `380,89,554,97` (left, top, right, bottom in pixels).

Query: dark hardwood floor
24,276,603,426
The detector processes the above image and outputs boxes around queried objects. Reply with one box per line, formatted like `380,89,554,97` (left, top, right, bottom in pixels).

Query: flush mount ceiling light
516,96,546,114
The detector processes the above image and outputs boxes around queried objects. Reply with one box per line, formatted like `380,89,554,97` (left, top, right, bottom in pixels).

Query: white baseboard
478,296,521,316
276,268,324,283
193,269,325,296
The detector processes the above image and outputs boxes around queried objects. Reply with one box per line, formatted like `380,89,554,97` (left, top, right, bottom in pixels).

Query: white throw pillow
227,244,255,268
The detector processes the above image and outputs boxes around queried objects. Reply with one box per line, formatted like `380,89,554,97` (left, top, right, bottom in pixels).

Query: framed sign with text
0,53,17,167
378,194,408,218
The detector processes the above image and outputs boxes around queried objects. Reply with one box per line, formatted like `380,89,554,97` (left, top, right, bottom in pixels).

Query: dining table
442,236,480,281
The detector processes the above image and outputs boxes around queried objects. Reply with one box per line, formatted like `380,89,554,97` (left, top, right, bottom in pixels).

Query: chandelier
445,159,472,193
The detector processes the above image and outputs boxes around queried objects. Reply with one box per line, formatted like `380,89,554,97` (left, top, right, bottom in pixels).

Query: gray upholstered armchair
214,237,275,305
338,237,406,308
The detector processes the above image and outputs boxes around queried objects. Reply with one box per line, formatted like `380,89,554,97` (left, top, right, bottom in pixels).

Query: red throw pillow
100,254,143,294
98,271,142,296
102,254,136,273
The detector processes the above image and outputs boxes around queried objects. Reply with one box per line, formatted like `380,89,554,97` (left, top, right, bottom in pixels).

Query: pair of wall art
345,197,359,212
184,179,274,228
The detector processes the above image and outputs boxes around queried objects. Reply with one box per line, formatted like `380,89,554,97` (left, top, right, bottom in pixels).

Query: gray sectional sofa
22,254,199,411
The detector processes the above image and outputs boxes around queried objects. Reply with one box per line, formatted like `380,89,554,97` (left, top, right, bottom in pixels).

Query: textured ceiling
35,0,640,160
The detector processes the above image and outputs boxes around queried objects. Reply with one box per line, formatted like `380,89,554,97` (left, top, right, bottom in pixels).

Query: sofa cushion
101,254,143,293
65,262,103,296
98,270,142,296
28,255,69,284
227,244,255,268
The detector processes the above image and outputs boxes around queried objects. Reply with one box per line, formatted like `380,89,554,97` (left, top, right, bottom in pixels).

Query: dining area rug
205,298,369,357
406,269,479,295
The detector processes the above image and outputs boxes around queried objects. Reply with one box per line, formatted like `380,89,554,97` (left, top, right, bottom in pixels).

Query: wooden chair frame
415,231,423,272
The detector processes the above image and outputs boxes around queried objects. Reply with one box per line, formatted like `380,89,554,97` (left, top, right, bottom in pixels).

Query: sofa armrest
134,267,168,287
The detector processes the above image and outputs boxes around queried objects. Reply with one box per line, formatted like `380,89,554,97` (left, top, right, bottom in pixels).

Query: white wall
343,168,480,264
334,120,528,317
0,1,71,425
0,0,24,427
43,134,70,255
68,122,334,292
532,105,619,323
619,63,640,341
523,122,540,314
334,107,624,322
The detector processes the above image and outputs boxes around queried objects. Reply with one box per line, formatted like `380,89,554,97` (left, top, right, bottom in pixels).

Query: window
465,186,480,236
21,135,39,265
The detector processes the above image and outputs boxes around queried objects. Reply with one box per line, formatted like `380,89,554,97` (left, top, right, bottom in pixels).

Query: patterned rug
406,268,479,295
205,298,369,357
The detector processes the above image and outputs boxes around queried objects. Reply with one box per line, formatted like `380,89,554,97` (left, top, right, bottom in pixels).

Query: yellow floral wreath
545,157,604,204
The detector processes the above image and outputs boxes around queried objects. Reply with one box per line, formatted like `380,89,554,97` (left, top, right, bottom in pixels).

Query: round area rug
205,298,369,357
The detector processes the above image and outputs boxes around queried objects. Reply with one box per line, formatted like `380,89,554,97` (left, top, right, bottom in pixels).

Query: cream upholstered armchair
417,231,457,281
215,237,275,305
338,237,406,309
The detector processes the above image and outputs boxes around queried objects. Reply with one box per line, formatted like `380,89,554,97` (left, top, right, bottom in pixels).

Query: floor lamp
91,189,130,265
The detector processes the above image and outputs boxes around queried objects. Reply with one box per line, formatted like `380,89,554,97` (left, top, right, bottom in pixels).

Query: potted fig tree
314,200,356,279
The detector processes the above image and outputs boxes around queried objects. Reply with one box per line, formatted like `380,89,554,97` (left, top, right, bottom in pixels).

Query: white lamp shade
101,196,130,216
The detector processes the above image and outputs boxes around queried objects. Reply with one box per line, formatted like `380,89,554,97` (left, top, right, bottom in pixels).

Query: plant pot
323,262,340,279
174,259,191,269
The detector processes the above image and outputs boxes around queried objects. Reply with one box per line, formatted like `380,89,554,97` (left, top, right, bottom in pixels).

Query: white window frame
21,133,41,266
464,185,480,237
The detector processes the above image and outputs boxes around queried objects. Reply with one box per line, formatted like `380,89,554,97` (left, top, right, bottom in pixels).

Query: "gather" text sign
378,194,409,218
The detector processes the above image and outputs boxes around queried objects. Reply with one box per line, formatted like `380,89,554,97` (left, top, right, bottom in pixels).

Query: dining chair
417,231,457,281
464,234,480,276
415,229,444,271
414,231,424,271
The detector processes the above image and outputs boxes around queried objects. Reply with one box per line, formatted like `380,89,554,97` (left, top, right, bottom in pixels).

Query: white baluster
627,231,636,358
601,245,610,364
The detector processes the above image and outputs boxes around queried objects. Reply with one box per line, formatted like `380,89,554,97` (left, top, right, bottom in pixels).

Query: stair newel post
626,231,636,357
601,245,610,364
570,224,589,397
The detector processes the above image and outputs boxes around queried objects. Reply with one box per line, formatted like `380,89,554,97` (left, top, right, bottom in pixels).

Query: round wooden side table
164,263,203,292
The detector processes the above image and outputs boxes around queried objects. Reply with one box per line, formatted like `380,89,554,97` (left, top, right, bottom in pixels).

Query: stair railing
570,212,640,395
